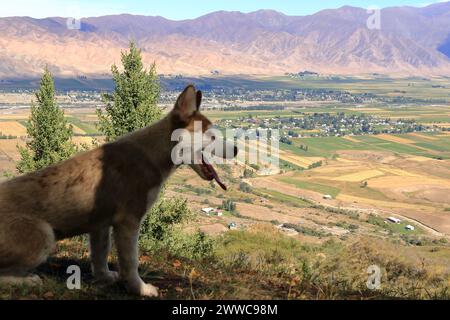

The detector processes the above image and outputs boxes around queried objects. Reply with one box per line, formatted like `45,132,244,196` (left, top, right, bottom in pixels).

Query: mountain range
1,2,450,78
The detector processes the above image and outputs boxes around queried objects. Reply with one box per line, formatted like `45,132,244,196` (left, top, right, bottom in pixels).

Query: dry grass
1,227,449,300
279,150,324,168
333,169,384,182
0,121,27,136
72,136,95,145
408,133,438,141
376,134,416,144
0,139,24,161
342,136,361,143
70,125,86,135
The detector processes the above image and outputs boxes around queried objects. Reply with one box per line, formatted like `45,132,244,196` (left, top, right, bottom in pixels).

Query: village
218,112,433,139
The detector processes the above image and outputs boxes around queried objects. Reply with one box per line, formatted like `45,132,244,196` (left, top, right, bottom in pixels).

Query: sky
0,0,446,19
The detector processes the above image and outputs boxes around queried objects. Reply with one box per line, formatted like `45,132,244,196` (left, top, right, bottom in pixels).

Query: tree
17,68,76,173
221,199,237,212
96,41,162,141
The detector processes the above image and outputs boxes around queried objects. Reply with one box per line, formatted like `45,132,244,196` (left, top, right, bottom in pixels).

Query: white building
387,217,401,224
202,208,215,214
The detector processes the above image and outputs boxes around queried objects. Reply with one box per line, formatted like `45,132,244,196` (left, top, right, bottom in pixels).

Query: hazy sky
0,0,446,19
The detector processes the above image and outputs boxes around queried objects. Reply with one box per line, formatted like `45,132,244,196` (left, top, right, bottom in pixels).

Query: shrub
243,168,255,178
139,197,215,259
221,199,237,212
239,182,253,193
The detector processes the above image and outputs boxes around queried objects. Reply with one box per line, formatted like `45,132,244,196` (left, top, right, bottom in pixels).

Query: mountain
1,2,450,78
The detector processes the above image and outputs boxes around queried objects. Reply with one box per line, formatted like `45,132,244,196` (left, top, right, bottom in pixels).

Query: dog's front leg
113,219,158,297
89,227,119,284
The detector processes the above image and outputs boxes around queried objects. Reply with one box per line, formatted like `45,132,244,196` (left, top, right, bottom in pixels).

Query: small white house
202,208,215,214
387,217,402,224
405,225,415,231
228,222,237,230
323,195,333,200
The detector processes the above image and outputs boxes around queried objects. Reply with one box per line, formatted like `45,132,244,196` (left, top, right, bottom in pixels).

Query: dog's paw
124,277,159,297
93,271,120,285
139,283,159,297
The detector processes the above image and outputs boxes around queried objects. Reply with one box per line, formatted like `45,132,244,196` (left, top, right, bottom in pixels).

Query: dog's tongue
203,158,227,191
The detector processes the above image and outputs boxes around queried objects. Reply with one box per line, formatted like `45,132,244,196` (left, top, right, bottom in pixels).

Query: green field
266,75,450,101
278,177,340,198
254,188,311,207
281,133,450,160
67,117,99,135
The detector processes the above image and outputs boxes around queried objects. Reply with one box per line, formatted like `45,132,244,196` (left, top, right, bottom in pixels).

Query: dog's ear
174,85,197,121
196,90,202,110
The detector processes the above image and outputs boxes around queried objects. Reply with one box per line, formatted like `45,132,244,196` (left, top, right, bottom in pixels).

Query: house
387,217,401,224
323,194,333,200
202,208,215,214
228,222,237,230
202,207,223,217
405,225,415,231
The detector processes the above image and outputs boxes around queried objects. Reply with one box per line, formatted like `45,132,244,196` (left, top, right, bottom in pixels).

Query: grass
66,117,99,135
2,225,449,300
281,134,450,160
278,177,340,198
366,215,424,236
253,188,311,207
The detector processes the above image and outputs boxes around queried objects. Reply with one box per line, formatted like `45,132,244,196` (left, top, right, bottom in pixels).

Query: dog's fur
0,85,235,297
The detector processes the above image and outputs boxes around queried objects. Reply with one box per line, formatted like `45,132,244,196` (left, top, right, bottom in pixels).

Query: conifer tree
17,68,76,173
96,41,161,141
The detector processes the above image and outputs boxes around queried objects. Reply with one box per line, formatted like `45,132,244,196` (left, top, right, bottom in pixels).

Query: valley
1,75,449,243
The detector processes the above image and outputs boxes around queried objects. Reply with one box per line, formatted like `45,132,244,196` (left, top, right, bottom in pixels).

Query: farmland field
0,76,449,243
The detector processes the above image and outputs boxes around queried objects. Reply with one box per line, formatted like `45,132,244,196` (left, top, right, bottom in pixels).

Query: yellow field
376,134,415,144
0,121,27,136
342,136,360,143
368,175,450,188
72,136,95,145
407,156,434,162
279,150,324,168
336,193,434,211
70,125,86,135
333,169,384,182
408,132,438,140
379,167,420,177
0,139,24,161
0,114,29,120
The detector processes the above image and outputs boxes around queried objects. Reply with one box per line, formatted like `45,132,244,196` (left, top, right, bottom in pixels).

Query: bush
140,197,192,241
243,168,255,178
308,161,323,169
239,182,253,193
221,199,237,212
139,197,215,260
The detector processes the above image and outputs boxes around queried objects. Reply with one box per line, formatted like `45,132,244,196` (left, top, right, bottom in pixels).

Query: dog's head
170,85,238,190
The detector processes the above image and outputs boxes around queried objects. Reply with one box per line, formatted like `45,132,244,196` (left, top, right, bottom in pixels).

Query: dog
0,85,237,297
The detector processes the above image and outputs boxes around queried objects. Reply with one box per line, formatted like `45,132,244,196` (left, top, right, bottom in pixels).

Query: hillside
1,3,450,77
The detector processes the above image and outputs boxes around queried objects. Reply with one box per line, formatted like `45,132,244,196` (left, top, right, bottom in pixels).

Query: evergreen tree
96,41,161,141
16,68,76,173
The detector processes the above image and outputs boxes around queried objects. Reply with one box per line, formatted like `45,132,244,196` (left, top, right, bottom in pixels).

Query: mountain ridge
1,2,450,78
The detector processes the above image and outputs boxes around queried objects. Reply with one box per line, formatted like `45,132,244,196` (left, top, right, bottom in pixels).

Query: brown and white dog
0,85,237,297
